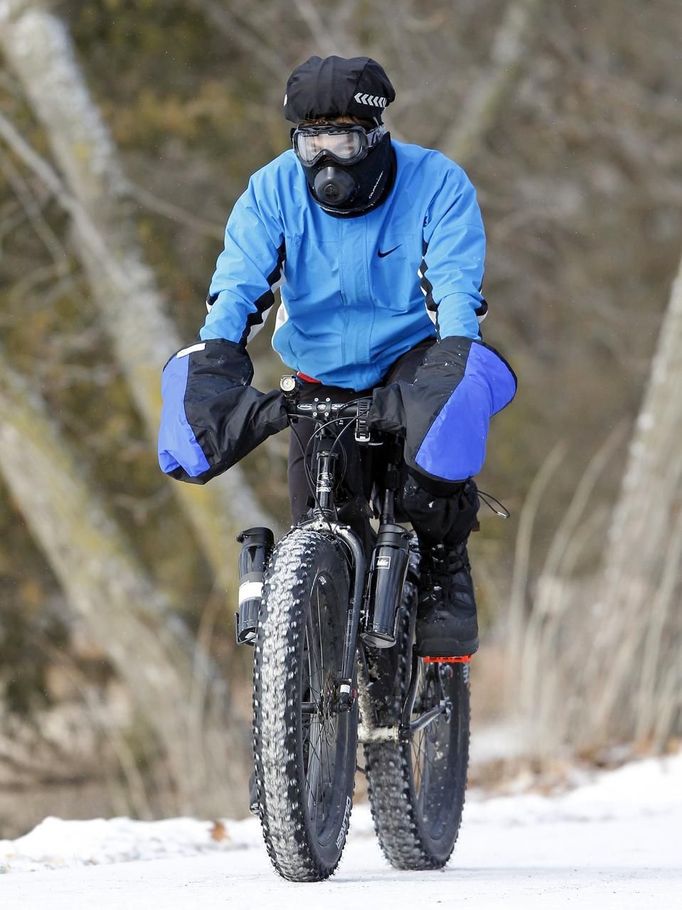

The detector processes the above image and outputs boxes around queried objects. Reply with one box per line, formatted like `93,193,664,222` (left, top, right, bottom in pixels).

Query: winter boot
416,541,479,658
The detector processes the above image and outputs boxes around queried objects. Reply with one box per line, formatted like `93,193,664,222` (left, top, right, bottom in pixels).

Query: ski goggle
291,124,386,167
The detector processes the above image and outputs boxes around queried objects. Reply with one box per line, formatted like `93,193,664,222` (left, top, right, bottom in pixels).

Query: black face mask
303,133,394,216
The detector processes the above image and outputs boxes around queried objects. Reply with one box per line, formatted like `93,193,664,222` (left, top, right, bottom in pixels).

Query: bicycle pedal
422,655,472,664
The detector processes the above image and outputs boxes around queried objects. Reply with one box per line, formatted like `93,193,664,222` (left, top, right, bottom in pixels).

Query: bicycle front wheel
253,529,358,882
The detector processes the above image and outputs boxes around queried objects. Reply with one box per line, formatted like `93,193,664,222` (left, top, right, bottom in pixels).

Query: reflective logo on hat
354,92,388,107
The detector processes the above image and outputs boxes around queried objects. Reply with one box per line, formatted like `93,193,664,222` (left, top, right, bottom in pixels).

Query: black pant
287,338,479,548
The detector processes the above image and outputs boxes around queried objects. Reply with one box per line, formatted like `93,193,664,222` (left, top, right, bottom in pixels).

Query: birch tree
0,0,276,593
0,347,247,815
510,253,682,754
585,252,682,745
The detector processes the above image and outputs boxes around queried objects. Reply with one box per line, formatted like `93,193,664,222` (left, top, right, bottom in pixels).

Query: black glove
158,338,287,484
369,336,516,485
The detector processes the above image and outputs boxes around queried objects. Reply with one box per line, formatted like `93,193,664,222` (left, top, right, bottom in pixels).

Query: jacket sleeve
420,163,487,341
200,173,286,345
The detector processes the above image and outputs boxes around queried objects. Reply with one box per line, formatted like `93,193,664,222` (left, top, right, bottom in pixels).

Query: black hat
283,55,395,124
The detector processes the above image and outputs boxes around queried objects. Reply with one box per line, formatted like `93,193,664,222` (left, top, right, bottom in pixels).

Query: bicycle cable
289,398,370,525
303,415,357,524
289,417,326,520
291,413,355,526
476,488,510,519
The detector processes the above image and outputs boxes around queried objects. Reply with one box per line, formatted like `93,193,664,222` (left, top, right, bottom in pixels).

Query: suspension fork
300,518,366,712
335,526,366,710
303,435,367,712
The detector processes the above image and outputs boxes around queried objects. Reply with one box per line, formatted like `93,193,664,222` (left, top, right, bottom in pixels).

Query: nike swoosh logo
378,245,401,258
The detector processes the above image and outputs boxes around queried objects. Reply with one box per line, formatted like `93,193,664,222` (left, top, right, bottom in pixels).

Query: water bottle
361,524,411,648
236,527,274,645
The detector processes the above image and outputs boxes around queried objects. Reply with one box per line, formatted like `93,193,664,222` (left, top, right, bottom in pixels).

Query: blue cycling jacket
201,140,488,391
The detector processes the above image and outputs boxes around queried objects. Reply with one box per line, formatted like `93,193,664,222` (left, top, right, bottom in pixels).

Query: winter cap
283,55,395,124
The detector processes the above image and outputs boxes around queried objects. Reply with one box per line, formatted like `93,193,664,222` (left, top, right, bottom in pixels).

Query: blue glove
369,336,517,484
158,339,287,484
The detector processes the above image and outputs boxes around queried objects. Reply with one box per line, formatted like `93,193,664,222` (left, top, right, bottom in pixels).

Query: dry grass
501,427,682,760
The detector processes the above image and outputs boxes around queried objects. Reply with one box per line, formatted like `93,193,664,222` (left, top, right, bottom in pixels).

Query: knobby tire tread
253,528,356,882
363,585,470,870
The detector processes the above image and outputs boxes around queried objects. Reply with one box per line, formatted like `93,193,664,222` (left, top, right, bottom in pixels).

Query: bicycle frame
287,386,443,730
238,377,453,732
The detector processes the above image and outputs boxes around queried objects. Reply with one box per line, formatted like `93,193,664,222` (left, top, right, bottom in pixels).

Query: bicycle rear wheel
363,599,470,869
253,529,357,881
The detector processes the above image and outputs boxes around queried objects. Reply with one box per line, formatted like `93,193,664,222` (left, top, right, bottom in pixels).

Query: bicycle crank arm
400,700,452,740
400,649,421,730
398,649,453,739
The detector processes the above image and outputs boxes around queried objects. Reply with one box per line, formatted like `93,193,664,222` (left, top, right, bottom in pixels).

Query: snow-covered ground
1,753,680,909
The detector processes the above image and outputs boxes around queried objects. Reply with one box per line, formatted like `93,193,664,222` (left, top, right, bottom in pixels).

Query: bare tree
0,346,248,815
508,254,682,755
188,0,288,79
0,0,277,593
586,251,682,745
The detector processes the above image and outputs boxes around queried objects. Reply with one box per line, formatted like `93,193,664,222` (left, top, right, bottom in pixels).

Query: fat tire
363,587,470,870
253,528,357,882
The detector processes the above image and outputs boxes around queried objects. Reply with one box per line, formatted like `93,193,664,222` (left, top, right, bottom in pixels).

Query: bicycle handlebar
286,398,371,418
280,374,374,441
280,375,371,418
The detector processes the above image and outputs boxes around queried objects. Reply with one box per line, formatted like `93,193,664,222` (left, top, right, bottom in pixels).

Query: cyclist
158,55,516,658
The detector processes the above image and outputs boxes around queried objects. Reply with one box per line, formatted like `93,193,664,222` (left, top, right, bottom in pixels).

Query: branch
0,147,69,268
439,0,546,165
0,109,152,298
124,179,224,239
0,346,246,813
187,0,287,80
507,439,565,664
291,0,343,58
0,6,281,587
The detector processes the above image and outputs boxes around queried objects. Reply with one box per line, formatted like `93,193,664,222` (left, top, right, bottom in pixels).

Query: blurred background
0,0,680,836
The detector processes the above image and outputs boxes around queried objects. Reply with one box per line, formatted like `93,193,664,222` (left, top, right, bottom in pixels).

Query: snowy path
1,756,680,909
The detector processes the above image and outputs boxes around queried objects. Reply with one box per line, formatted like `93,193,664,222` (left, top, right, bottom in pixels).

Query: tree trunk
586,252,682,745
0,348,248,815
0,0,278,594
